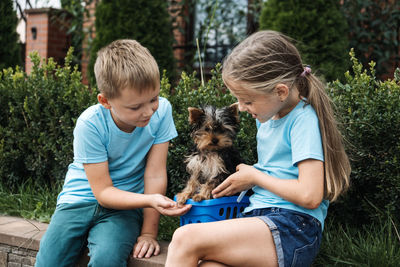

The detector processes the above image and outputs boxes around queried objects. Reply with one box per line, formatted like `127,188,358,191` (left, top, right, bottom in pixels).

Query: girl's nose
238,102,246,112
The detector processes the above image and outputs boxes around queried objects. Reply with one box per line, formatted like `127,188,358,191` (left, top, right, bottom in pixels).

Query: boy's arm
133,141,169,258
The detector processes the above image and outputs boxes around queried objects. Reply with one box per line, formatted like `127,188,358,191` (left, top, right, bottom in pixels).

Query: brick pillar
169,0,193,71
81,0,99,85
25,8,71,74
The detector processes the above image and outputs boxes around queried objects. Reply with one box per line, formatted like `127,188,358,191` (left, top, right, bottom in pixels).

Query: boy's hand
132,233,159,258
151,194,191,216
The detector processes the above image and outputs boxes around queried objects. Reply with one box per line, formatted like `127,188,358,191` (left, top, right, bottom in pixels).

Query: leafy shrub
0,48,97,188
259,0,349,82
88,0,175,85
0,0,22,70
328,49,400,225
160,65,257,197
341,0,400,79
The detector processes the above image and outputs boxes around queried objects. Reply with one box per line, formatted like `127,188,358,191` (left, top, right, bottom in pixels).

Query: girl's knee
169,224,199,253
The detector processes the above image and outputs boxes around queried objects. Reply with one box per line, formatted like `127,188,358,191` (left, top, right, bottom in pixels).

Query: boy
35,39,191,267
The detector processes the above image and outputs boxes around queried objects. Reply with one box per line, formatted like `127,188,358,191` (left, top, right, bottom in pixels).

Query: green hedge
328,49,400,225
160,65,258,197
1,49,398,227
259,0,349,82
88,0,175,86
0,48,97,188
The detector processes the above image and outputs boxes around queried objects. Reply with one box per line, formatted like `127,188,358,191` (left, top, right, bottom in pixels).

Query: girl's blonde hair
222,30,350,202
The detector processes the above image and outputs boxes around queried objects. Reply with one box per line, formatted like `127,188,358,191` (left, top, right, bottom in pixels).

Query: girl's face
98,86,160,132
226,81,294,123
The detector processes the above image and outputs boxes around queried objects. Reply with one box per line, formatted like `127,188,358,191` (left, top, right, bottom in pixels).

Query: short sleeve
73,118,108,163
154,99,178,144
290,111,324,166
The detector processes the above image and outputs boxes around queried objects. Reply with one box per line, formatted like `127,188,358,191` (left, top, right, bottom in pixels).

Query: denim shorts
239,207,322,267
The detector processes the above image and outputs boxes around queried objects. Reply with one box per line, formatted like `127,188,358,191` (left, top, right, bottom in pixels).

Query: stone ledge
0,215,168,266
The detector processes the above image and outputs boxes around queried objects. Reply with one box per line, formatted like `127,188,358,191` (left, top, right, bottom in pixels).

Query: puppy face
188,103,239,151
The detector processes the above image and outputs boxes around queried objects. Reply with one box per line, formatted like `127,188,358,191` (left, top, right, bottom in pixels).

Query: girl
165,30,351,267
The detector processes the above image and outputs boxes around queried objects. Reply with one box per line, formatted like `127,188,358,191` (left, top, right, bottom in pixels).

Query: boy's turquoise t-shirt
57,97,177,204
245,100,329,229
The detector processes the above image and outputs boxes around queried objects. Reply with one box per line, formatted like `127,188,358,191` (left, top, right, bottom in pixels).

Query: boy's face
98,86,160,132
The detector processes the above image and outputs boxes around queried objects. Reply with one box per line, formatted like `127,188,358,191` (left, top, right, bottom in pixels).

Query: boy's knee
88,244,131,267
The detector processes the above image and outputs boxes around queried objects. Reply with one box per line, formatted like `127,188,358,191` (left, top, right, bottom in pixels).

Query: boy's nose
143,105,155,117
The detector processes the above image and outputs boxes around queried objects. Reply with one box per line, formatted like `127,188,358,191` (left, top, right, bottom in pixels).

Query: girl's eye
130,106,140,111
151,96,158,103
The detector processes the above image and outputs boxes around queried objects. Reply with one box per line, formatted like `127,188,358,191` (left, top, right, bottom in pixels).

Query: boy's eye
244,102,252,105
151,96,158,102
130,106,140,111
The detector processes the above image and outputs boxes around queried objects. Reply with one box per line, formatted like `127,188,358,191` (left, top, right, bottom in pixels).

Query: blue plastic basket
175,195,250,226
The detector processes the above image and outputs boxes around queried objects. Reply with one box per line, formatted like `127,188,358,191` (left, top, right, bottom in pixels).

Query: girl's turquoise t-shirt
245,100,328,229
57,97,177,204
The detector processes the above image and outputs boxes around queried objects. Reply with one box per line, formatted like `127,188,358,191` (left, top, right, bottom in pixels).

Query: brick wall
25,8,71,74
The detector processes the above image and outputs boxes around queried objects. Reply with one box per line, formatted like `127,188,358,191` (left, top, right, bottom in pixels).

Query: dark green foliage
160,65,257,197
328,49,400,226
0,48,97,188
341,0,400,79
0,0,22,70
88,0,175,85
259,0,349,81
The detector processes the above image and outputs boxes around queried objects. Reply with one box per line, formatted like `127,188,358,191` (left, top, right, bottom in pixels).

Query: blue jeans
35,202,143,267
239,207,322,267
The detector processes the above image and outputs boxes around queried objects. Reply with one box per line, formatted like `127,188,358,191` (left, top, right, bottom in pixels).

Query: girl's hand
132,233,159,258
212,164,256,198
151,194,191,216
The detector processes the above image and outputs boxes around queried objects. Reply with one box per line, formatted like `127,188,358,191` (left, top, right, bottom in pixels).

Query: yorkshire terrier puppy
176,103,243,205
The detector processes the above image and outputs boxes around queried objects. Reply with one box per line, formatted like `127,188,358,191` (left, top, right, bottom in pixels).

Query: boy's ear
275,84,289,102
188,107,204,124
97,93,111,109
228,102,240,123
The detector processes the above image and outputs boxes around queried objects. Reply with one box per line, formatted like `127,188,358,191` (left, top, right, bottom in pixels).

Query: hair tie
300,65,311,77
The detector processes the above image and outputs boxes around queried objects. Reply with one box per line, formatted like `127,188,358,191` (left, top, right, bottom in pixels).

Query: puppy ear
228,103,240,123
188,107,204,124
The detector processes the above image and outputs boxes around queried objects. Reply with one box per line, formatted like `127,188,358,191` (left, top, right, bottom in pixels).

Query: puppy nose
212,137,219,144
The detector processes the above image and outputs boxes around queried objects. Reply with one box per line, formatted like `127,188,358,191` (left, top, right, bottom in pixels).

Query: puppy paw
176,192,190,205
192,194,207,202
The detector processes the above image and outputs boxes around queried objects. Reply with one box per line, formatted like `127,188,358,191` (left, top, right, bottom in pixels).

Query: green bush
88,0,175,86
341,0,400,79
0,48,97,188
328,49,400,225
259,0,349,81
160,65,258,197
0,0,22,70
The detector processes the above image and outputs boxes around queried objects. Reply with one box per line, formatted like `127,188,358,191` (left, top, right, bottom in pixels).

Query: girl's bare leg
165,217,278,267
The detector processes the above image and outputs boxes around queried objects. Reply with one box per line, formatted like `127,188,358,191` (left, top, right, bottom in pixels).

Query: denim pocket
291,235,319,267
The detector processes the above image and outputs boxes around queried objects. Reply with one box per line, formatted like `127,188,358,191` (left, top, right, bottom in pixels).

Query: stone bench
0,215,168,267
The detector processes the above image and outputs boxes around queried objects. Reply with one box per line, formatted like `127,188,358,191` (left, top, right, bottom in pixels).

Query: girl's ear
275,84,289,102
97,93,111,109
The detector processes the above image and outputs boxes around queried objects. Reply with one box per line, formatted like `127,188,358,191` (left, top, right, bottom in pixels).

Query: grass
1,180,399,265
314,217,400,266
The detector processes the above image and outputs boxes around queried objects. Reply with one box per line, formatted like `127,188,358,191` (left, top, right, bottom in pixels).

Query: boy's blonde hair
222,30,351,202
94,39,160,99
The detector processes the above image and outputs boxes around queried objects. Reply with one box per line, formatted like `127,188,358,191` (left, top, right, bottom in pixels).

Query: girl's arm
212,159,324,209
